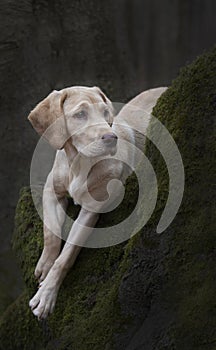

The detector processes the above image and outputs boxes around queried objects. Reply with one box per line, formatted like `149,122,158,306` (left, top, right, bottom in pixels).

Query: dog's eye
104,109,110,118
74,110,87,119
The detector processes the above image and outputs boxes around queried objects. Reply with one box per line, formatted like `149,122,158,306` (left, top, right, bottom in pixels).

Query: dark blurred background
0,0,216,313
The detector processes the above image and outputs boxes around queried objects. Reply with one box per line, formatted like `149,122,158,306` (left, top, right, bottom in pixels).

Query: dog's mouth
107,145,117,156
77,141,117,158
101,137,118,156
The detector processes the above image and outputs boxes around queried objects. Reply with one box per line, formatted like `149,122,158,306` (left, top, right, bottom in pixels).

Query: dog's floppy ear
28,90,68,149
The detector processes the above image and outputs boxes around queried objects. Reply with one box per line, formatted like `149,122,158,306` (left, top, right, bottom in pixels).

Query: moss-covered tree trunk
0,47,215,350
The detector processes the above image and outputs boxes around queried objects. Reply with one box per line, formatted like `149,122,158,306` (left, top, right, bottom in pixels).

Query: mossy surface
0,182,137,350
121,45,216,348
0,47,216,350
146,46,216,349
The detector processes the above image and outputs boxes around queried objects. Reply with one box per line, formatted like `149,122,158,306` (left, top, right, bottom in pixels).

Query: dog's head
28,86,117,157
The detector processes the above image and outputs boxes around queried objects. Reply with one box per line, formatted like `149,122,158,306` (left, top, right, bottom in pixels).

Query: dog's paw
34,248,59,282
29,283,58,320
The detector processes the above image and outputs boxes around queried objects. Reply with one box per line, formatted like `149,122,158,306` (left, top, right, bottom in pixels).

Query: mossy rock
0,46,216,350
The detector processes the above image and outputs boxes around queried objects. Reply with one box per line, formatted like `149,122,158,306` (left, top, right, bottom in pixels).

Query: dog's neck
64,139,77,165
63,138,98,180
63,139,102,203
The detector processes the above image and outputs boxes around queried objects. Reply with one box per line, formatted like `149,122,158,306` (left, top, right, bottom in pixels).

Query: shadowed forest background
0,0,216,325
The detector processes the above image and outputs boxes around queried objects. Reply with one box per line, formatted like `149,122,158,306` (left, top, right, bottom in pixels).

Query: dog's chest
67,158,123,207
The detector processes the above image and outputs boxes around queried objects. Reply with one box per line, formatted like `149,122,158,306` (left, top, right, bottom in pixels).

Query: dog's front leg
29,208,99,320
34,172,68,282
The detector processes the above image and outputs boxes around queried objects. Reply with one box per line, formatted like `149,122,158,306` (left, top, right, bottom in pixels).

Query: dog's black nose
101,133,118,146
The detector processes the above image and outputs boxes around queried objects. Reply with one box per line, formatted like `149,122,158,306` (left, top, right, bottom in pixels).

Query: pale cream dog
28,86,166,319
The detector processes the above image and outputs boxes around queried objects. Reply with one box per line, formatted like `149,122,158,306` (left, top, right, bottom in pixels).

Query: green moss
1,47,216,349
12,187,44,292
1,178,137,350
0,291,45,350
148,46,216,349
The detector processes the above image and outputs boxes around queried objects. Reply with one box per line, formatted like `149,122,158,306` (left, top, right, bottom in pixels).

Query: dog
28,85,166,319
